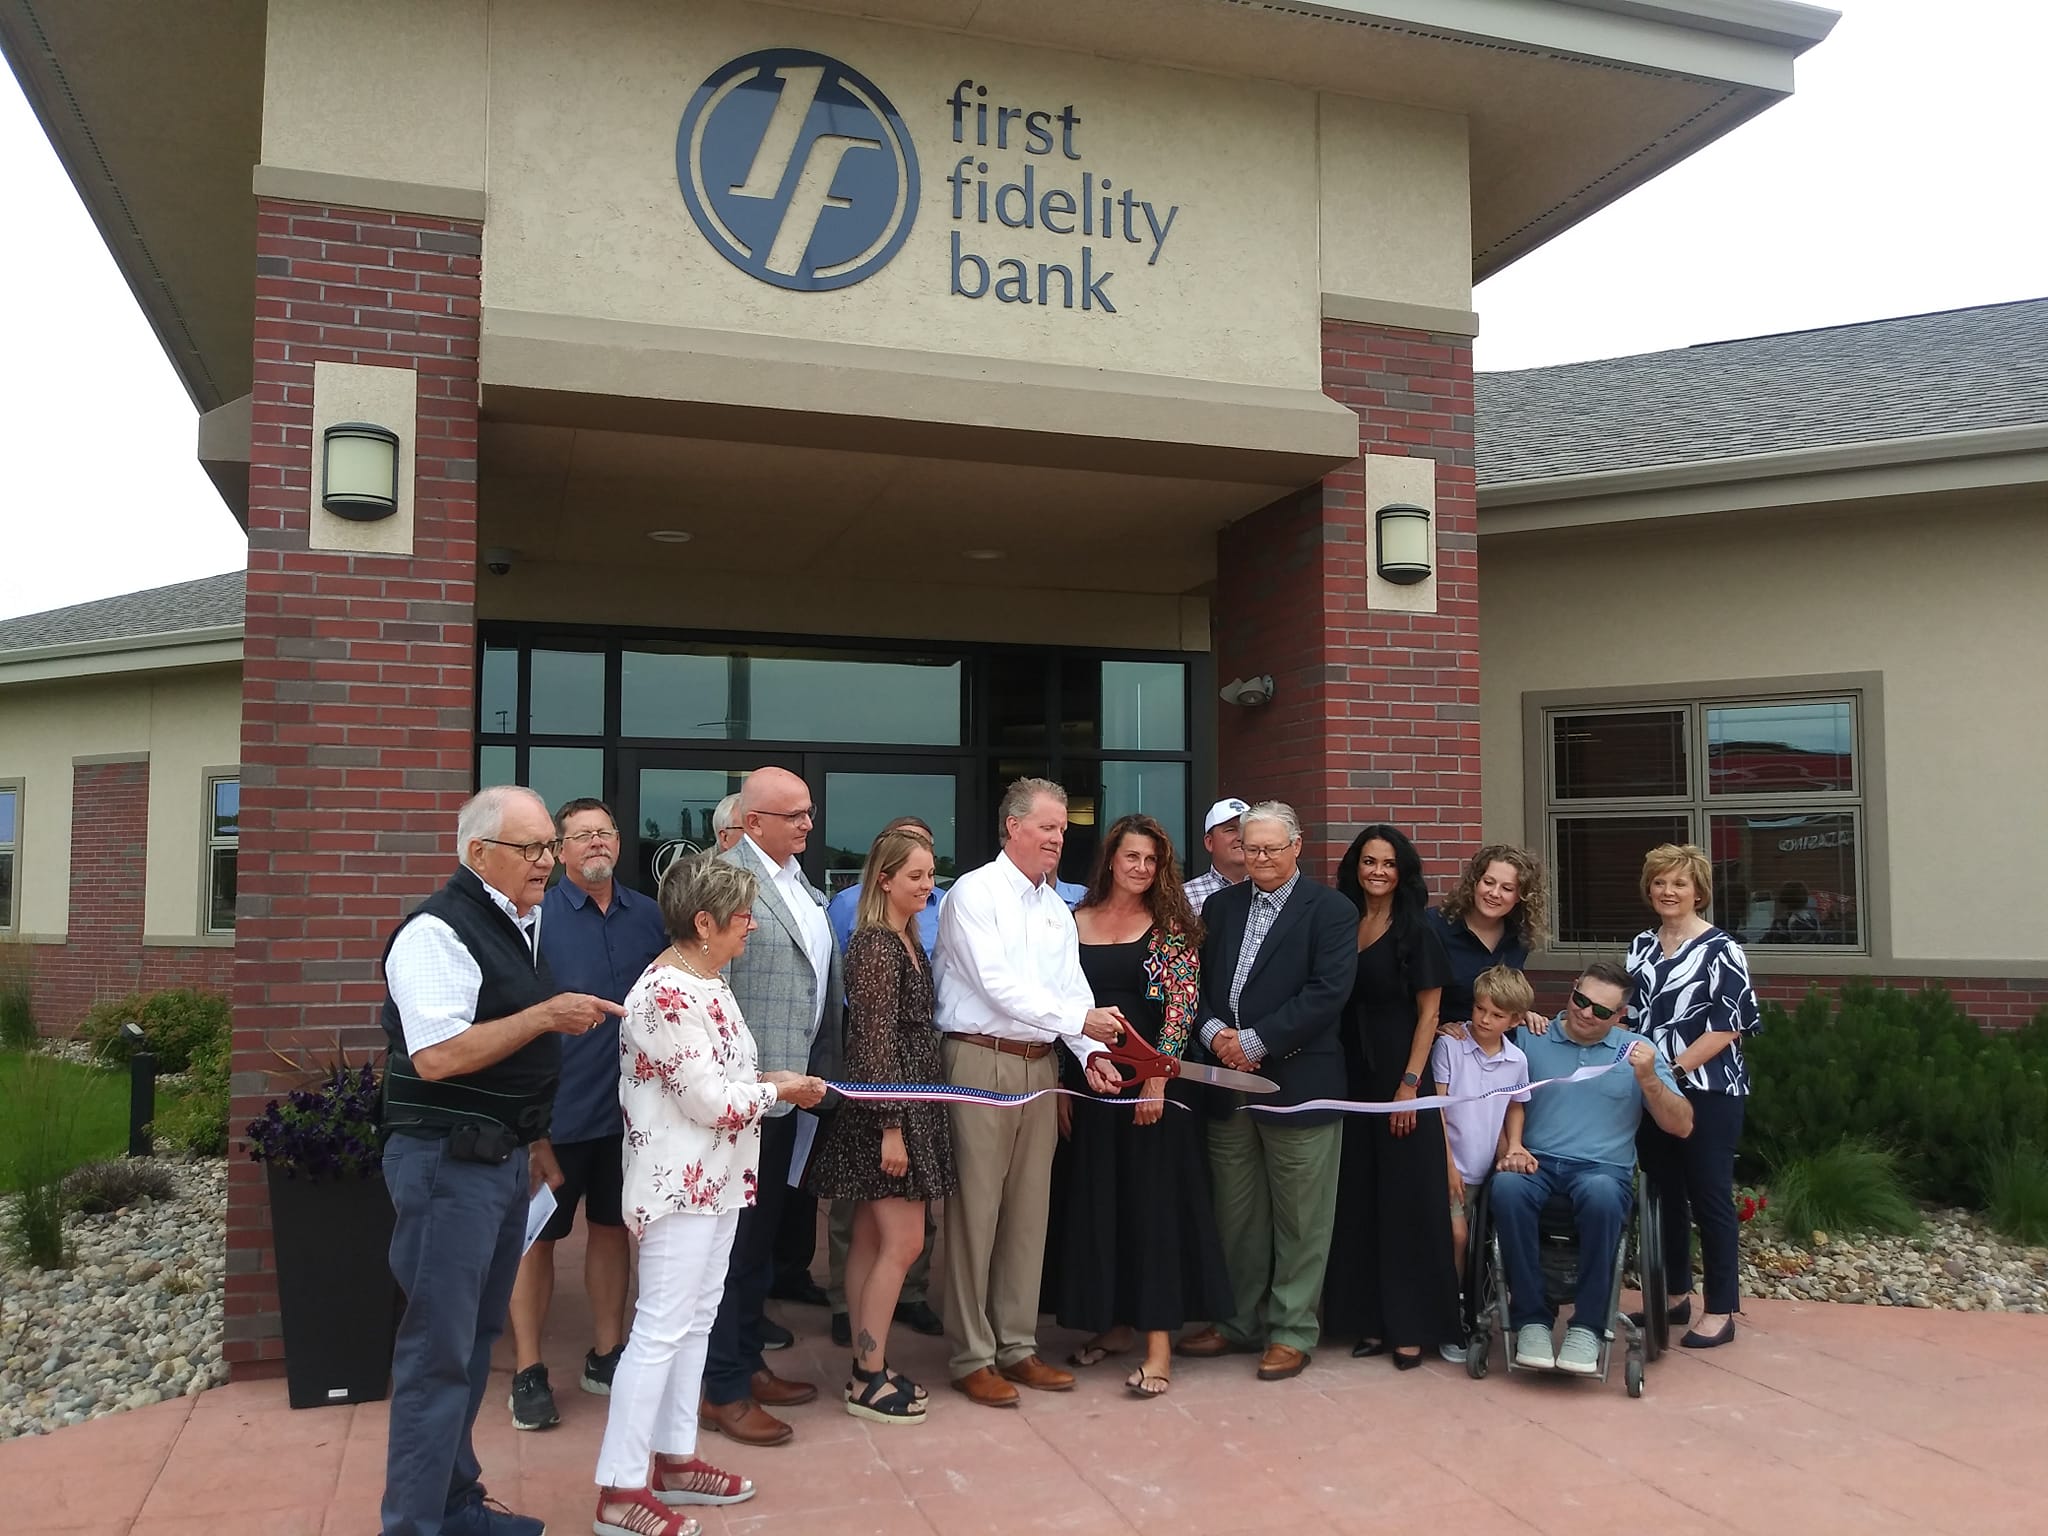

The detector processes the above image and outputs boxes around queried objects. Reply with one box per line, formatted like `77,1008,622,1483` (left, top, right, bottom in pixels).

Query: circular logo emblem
651,838,703,886
677,49,919,292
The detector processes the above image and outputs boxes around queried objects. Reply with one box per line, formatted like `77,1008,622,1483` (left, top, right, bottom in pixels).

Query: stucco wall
1479,496,2048,969
0,664,242,940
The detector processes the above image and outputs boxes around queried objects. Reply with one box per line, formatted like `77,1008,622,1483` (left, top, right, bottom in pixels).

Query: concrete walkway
7,1289,2046,1536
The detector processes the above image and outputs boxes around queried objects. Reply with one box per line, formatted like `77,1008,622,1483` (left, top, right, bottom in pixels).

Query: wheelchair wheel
1626,1356,1644,1398
1465,1331,1489,1380
1638,1192,1668,1362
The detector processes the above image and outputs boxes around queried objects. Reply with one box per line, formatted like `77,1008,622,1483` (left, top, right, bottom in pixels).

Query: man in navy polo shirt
1491,959,1693,1376
505,796,667,1430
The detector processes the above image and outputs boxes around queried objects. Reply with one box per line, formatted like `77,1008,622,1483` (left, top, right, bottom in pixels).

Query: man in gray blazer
699,766,845,1447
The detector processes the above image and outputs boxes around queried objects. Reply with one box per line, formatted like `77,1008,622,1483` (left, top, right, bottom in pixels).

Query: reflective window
1706,701,1856,795
529,649,605,736
1711,811,1861,947
479,645,519,736
477,745,517,790
1102,761,1190,864
1101,662,1186,752
528,747,604,821
0,784,17,931
1552,814,1693,944
205,776,239,934
1553,711,1687,800
636,768,748,892
823,772,959,890
622,651,730,739
749,657,961,745
988,655,1048,751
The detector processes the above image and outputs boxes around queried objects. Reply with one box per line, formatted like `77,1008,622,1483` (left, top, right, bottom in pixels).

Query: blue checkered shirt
1198,870,1300,1064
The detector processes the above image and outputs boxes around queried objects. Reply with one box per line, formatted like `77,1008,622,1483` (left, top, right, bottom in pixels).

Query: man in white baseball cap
1182,797,1251,916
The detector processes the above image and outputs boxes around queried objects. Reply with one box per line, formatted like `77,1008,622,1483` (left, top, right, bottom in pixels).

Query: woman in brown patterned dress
807,826,958,1424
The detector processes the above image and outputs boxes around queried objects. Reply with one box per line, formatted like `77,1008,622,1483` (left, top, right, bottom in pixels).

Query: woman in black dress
807,827,958,1423
1049,813,1233,1399
1322,824,1461,1367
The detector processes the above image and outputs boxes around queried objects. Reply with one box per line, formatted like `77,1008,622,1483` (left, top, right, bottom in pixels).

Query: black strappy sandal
844,1363,928,1425
846,1354,928,1405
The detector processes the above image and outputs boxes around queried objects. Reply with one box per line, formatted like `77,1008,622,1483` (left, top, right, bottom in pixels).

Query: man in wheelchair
1493,960,1693,1374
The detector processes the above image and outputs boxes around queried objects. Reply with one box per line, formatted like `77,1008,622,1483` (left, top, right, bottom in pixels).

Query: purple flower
245,1062,385,1183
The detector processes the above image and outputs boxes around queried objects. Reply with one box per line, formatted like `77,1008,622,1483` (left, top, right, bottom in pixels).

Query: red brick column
1215,319,1479,885
229,200,482,1375
28,758,150,1027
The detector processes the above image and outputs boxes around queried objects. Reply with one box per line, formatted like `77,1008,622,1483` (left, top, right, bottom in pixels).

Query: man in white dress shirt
934,777,1126,1407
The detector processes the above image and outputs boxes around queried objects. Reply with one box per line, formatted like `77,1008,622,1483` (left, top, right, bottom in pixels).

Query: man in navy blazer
1175,800,1356,1382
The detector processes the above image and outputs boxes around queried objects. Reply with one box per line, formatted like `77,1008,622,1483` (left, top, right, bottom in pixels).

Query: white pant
594,1209,738,1488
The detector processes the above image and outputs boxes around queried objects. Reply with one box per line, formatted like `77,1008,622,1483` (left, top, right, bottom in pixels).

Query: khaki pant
826,1198,937,1311
940,1036,1057,1380
1207,1110,1342,1353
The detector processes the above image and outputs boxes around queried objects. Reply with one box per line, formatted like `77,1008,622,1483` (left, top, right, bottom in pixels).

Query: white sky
2,0,2042,623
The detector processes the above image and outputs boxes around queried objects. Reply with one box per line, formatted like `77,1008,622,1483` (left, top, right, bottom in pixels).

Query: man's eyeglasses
1242,844,1294,860
1570,988,1622,1022
479,837,562,864
752,806,816,825
563,828,618,846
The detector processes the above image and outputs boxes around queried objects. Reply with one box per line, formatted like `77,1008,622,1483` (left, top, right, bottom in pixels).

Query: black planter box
267,1164,403,1409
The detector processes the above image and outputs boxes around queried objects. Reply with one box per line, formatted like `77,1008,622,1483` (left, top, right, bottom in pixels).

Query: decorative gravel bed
1740,1209,2048,1312
0,1158,228,1440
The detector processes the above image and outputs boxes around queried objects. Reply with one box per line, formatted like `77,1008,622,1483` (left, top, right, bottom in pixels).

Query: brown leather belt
950,1032,1054,1060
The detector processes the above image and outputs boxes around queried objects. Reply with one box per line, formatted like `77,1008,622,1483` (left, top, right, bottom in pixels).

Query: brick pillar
228,200,482,1376
29,758,150,1027
1216,319,1479,885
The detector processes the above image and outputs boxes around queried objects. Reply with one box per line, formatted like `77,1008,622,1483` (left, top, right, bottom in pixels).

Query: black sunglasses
1570,988,1622,1022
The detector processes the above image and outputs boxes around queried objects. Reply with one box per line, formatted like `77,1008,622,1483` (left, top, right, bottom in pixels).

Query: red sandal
595,1485,700,1536
653,1454,757,1507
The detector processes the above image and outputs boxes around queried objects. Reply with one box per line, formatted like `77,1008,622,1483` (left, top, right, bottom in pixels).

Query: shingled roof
1476,297,2048,486
0,570,244,655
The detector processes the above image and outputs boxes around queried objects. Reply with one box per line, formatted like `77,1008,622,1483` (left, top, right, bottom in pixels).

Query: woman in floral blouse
594,856,825,1536
1047,814,1233,1400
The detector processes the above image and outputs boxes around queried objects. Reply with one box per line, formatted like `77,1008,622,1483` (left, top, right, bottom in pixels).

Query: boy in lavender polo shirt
1429,965,1533,1361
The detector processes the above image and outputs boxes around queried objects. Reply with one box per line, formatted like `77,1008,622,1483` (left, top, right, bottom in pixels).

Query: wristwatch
1400,1071,1421,1088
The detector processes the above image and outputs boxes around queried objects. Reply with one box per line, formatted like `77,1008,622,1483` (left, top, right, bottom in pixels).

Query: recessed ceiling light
647,529,693,544
962,548,1005,561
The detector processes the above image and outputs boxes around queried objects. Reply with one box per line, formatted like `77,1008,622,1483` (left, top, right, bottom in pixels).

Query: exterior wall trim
72,751,152,767
0,634,244,689
1519,669,1896,968
251,164,486,223
143,933,237,950
1321,291,1481,337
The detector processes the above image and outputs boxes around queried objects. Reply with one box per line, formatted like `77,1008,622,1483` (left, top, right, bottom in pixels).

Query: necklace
665,945,716,981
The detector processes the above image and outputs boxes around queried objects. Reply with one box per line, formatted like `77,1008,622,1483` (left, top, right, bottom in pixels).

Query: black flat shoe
1627,1298,1692,1329
1392,1350,1423,1371
1351,1339,1390,1358
1680,1319,1736,1349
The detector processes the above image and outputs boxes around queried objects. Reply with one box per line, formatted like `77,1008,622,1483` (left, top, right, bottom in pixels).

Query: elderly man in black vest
378,785,627,1536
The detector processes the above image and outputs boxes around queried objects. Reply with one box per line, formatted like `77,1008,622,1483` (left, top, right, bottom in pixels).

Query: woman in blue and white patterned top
1628,842,1761,1351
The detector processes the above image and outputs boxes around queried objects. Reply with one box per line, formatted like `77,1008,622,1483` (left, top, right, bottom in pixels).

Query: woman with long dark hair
1321,825,1461,1367
1046,813,1234,1399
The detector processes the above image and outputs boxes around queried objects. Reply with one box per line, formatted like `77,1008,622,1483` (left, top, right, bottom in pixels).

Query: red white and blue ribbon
824,1042,1631,1116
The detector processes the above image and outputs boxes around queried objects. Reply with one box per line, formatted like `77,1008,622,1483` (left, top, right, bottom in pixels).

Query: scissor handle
1101,1026,1181,1087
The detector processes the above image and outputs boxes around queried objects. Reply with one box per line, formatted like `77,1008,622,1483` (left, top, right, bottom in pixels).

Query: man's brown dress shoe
998,1355,1075,1392
950,1366,1020,1408
1257,1344,1310,1381
699,1396,793,1446
749,1368,817,1407
1175,1328,1250,1359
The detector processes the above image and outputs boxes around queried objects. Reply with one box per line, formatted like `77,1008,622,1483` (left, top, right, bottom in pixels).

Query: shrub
60,1158,178,1214
1742,982,2048,1206
155,1031,229,1156
1983,1142,2048,1246
79,988,230,1073
0,942,34,1050
1,1053,85,1268
1768,1140,1920,1243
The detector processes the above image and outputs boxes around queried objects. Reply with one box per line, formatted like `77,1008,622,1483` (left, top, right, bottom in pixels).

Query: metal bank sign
677,49,1181,313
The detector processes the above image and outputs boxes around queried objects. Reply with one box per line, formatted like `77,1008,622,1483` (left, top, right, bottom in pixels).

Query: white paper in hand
786,1110,820,1188
523,1185,558,1255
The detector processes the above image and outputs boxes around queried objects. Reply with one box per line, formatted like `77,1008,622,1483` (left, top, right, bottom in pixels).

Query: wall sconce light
1219,675,1275,707
1374,502,1433,585
321,422,401,521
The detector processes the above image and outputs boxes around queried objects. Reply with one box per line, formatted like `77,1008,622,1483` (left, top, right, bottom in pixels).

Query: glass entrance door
815,757,968,895
616,750,798,895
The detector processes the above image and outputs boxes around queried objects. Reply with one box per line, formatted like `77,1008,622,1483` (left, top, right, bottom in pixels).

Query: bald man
699,766,846,1446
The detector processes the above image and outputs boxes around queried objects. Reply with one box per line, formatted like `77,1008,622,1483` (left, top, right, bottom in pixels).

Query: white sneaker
1514,1324,1555,1370
1438,1342,1468,1364
1556,1326,1602,1376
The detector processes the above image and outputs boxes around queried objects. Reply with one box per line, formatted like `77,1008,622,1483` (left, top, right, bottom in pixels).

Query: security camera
1219,675,1275,708
483,546,515,577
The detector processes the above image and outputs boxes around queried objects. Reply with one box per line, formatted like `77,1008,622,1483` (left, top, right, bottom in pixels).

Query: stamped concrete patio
8,1260,2047,1536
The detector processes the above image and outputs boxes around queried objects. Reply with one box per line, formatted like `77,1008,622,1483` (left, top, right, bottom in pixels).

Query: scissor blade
1177,1061,1280,1094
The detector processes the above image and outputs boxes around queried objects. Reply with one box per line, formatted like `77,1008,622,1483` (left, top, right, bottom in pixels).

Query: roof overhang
3,0,1834,450
0,625,244,690
1478,422,2048,533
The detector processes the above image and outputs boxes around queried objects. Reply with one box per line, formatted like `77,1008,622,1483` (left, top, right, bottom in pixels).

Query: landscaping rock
1738,1208,2048,1314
